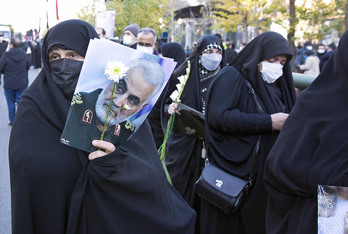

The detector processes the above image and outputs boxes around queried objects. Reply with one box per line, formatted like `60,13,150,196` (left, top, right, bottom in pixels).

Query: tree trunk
345,1,348,31
288,0,296,72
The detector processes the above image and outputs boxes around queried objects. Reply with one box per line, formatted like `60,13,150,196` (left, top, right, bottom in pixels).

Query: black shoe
8,122,12,126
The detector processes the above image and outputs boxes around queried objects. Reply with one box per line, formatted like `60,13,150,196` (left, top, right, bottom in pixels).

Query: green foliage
76,0,171,38
105,0,170,37
296,0,341,41
212,0,287,37
77,0,99,27
212,0,345,43
76,0,346,43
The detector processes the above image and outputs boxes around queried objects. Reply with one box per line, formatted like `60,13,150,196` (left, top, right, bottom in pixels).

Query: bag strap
246,80,265,114
245,80,264,185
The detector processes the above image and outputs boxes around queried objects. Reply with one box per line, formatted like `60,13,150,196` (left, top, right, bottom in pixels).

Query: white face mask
123,35,134,46
201,53,222,71
260,61,283,83
317,49,326,54
137,44,154,54
306,46,313,50
0,37,3,42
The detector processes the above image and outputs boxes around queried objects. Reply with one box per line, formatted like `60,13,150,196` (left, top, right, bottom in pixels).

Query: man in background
0,33,8,59
0,37,30,125
96,27,107,39
123,23,139,49
137,27,159,55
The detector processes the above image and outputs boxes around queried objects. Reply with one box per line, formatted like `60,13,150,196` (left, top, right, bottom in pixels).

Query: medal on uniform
82,109,93,124
114,124,121,136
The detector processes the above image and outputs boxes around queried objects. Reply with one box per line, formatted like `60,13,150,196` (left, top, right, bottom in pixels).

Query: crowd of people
5,18,347,234
295,40,336,76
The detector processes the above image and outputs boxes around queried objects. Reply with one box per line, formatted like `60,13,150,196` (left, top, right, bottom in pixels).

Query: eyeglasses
137,42,153,47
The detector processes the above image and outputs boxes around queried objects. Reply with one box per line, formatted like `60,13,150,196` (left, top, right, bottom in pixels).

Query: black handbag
196,163,252,213
196,80,264,214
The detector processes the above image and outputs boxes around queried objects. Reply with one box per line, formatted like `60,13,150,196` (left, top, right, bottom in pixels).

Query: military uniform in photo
61,89,135,152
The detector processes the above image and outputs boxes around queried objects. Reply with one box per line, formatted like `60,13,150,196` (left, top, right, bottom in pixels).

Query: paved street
0,68,40,234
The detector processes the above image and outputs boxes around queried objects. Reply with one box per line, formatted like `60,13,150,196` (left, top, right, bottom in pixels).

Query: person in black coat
9,19,196,234
34,38,42,68
202,32,296,234
263,31,348,234
0,37,29,125
0,33,9,84
148,42,186,149
161,34,225,232
0,33,8,59
321,41,336,70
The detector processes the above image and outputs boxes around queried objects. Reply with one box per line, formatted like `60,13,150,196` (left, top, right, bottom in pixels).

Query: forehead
127,67,147,87
127,68,155,100
269,55,287,61
48,47,75,54
124,30,133,35
137,32,154,42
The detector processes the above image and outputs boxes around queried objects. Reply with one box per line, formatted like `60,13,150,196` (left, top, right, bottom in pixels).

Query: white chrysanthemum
104,60,129,82
170,90,179,102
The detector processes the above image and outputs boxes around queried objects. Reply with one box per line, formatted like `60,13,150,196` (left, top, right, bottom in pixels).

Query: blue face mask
201,54,222,71
49,58,83,100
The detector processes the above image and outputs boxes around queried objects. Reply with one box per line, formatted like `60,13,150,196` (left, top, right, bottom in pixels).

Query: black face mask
49,58,83,100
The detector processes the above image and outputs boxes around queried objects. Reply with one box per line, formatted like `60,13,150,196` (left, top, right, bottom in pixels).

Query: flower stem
100,82,116,142
158,113,175,184
158,60,191,184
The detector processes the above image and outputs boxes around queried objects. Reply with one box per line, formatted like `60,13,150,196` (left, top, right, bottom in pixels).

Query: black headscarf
147,42,186,148
264,31,348,233
39,19,99,126
231,31,296,113
159,42,186,69
166,34,226,112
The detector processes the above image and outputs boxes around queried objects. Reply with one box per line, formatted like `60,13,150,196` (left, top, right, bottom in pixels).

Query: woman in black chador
264,31,348,234
161,35,225,216
202,32,296,234
9,19,195,234
148,42,186,149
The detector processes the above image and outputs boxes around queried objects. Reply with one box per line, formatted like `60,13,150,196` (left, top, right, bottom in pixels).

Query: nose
113,94,127,108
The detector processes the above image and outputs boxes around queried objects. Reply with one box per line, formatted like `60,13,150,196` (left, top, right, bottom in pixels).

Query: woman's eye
49,55,60,61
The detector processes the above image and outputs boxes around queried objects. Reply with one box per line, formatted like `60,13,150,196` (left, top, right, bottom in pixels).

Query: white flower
104,60,129,83
185,61,190,75
176,84,182,92
178,75,186,85
170,90,179,102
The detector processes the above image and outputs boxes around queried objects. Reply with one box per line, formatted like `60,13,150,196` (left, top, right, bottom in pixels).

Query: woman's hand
271,112,289,131
89,140,116,160
168,103,181,115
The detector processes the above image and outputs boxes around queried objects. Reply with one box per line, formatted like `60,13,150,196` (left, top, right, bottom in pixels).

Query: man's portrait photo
60,39,176,152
